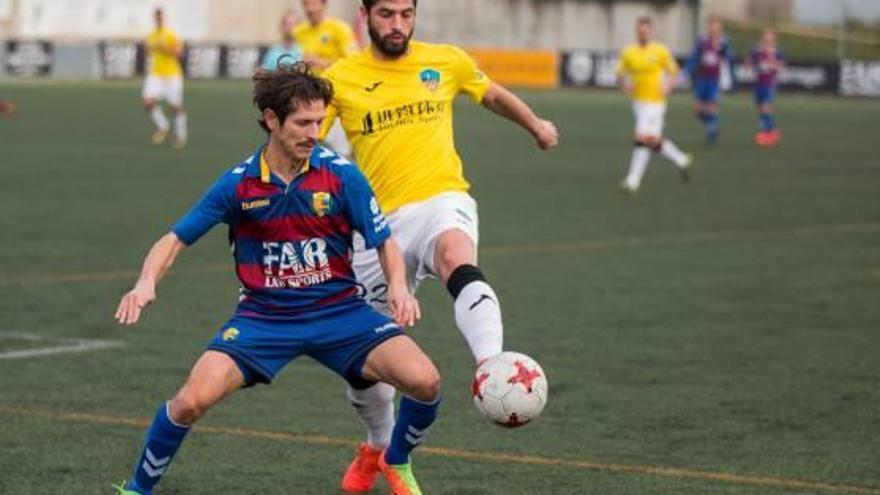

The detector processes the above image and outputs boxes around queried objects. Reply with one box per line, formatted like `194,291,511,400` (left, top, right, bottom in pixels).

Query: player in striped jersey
685,15,734,144
748,28,785,147
113,63,440,495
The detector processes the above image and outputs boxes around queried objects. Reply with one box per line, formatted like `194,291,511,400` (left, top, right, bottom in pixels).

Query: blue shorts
693,78,721,103
206,302,403,389
755,85,776,105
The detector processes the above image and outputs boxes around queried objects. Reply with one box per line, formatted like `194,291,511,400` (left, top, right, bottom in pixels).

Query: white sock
150,106,169,132
347,382,395,449
660,139,688,168
174,112,187,141
454,281,503,363
625,146,651,189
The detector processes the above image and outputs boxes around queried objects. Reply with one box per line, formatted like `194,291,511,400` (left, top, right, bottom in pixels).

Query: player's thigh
634,102,665,139
755,86,775,110
403,193,479,282
206,316,307,386
171,350,245,420
306,303,408,391
433,228,477,283
353,239,392,314
694,80,719,105
362,334,440,402
165,76,184,108
142,75,163,103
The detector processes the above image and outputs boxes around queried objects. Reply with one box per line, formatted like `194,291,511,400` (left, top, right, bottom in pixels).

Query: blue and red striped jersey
687,36,732,80
173,145,390,320
750,46,784,87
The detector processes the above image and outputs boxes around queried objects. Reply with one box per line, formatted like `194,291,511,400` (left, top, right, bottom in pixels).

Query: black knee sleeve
446,264,486,299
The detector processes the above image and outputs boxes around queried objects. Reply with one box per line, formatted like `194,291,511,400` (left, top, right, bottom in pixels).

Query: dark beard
368,24,412,57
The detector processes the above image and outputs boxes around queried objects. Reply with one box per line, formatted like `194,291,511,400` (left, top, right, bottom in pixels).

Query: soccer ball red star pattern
472,352,548,427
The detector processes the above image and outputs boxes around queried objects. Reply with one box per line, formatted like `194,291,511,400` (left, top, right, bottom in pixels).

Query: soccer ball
472,352,548,427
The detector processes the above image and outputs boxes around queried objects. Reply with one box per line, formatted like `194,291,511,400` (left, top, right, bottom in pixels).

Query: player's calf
119,351,244,494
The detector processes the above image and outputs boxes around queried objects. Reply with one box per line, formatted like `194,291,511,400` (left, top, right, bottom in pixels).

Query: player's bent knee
435,230,476,279
168,393,206,425
405,365,442,402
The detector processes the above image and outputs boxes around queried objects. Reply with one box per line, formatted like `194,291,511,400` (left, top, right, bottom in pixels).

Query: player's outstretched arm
376,238,420,327
115,232,186,325
480,83,558,150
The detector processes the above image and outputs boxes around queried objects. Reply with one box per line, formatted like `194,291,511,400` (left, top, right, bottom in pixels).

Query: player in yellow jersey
294,0,357,70
319,1,558,493
142,7,187,148
616,16,692,194
294,0,358,156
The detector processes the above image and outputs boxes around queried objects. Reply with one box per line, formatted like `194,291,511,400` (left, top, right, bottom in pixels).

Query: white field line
0,332,124,360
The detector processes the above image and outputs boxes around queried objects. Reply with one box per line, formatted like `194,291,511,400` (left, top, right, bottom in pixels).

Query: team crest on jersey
419,68,441,92
222,327,239,342
312,191,332,217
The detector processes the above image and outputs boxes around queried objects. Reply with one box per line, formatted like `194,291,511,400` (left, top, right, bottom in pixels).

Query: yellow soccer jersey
321,41,492,214
146,27,183,77
616,42,678,103
293,18,356,69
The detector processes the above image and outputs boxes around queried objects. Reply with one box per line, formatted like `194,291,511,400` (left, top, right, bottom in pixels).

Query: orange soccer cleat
341,443,383,493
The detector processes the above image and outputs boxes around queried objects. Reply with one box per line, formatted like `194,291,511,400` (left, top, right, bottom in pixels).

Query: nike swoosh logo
365,81,384,92
469,294,494,311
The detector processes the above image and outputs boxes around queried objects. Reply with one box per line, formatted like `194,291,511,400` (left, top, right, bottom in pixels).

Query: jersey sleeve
662,46,679,75
172,171,238,245
451,46,491,103
335,21,357,57
684,40,700,76
615,50,630,76
165,30,181,51
339,165,390,249
722,39,733,59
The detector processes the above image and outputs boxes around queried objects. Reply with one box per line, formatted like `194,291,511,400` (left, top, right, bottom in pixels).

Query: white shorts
353,191,479,312
632,101,666,137
142,74,184,107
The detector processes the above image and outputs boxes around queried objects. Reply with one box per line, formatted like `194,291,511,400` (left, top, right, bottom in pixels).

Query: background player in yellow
616,16,692,194
142,7,187,149
294,0,357,156
319,1,558,493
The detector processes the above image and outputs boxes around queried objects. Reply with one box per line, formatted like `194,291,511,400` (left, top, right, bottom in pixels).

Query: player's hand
532,119,558,150
115,280,156,326
388,286,420,327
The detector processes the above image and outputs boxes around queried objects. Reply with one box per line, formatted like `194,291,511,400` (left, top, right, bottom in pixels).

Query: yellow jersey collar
259,146,311,184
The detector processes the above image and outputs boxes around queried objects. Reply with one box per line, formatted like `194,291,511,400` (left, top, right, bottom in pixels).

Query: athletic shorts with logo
353,191,479,312
206,300,403,389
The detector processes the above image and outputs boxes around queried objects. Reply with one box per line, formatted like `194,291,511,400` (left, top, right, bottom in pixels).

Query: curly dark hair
362,0,417,11
252,61,333,133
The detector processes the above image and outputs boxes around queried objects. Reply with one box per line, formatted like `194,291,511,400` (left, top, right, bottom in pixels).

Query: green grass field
0,80,878,495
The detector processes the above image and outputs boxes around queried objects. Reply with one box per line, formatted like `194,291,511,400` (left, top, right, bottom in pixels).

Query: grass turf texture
0,80,878,494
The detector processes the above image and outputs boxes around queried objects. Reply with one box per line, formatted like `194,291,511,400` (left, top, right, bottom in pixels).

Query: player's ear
264,108,280,132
